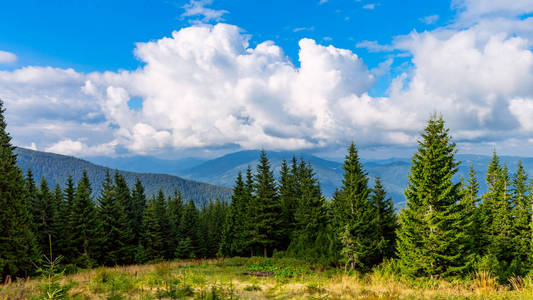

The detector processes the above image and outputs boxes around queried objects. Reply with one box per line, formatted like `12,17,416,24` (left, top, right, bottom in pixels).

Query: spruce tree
332,142,376,271
62,175,76,262
370,176,396,263
243,166,257,256
97,170,134,265
143,196,165,261
25,169,37,222
279,159,298,249
177,199,201,258
458,165,482,271
289,161,330,261
69,170,100,267
33,177,55,253
479,153,514,277
131,178,147,246
168,189,183,258
154,190,171,259
220,172,247,256
52,183,69,259
396,114,465,277
0,99,38,280
253,150,283,257
511,161,530,271
208,199,227,257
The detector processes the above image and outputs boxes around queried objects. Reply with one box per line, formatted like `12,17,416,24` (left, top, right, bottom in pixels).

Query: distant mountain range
14,148,231,204
18,147,533,207
86,150,533,206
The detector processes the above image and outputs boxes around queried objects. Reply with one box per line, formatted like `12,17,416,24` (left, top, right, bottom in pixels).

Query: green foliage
178,199,201,258
511,161,531,270
35,235,68,299
370,176,397,263
0,99,38,280
69,170,100,267
396,114,467,277
480,153,515,271
251,150,283,257
219,172,249,256
96,170,135,265
143,190,171,261
332,142,377,271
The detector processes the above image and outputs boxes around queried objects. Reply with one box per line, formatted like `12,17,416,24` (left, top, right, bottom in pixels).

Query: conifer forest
2,95,533,299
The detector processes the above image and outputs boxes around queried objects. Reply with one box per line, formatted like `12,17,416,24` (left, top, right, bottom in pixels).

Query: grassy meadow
1,257,533,299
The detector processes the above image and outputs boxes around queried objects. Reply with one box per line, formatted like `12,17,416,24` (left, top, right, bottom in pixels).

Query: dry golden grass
1,258,532,299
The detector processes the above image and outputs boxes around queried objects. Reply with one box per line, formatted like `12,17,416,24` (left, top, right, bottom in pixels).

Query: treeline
1,96,533,283
24,169,228,269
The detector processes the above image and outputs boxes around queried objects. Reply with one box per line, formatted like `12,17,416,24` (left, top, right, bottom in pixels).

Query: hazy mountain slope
177,151,533,206
86,155,205,174
177,150,408,201
14,148,231,203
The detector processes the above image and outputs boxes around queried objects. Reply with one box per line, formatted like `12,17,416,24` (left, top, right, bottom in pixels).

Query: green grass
1,258,532,299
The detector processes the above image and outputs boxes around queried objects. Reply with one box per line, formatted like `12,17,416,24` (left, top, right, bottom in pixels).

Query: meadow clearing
1,257,533,299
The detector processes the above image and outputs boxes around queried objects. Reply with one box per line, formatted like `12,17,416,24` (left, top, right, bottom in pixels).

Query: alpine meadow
2,1,533,299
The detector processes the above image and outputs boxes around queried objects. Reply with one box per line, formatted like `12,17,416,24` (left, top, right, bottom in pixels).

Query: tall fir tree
220,172,249,256
332,142,376,271
396,115,466,277
25,169,37,223
177,199,201,258
69,170,101,267
479,152,514,278
0,99,38,280
458,164,482,271
61,175,76,262
149,190,171,259
97,170,134,265
243,166,257,256
52,183,69,259
131,178,147,246
253,150,283,257
206,199,227,257
279,159,298,249
289,161,331,261
168,189,183,257
511,161,531,272
370,176,397,264
142,196,164,261
33,177,55,254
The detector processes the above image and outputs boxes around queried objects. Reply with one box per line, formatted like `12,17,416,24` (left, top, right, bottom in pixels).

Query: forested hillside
14,147,231,203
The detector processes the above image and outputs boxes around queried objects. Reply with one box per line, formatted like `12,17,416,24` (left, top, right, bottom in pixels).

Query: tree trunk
263,247,267,258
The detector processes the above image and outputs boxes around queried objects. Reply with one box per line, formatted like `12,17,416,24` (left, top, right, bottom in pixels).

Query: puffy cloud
452,0,533,22
82,24,377,153
2,4,533,157
0,50,17,64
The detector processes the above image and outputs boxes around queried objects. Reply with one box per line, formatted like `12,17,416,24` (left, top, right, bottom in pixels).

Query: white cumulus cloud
2,1,533,157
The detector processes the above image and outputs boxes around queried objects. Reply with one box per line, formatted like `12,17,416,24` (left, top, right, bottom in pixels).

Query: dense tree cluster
1,99,532,282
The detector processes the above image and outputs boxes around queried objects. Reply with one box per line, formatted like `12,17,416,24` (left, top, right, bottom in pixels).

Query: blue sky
1,0,533,159
0,0,452,96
